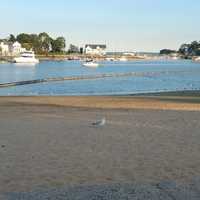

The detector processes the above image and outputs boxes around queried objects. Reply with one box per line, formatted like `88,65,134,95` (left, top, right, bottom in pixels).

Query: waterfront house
0,42,9,56
10,41,26,56
85,44,107,55
0,41,26,56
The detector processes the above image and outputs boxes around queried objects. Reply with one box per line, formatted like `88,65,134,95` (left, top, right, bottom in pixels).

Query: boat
119,57,128,62
171,56,179,60
106,57,115,61
14,51,39,64
193,56,200,62
82,60,99,68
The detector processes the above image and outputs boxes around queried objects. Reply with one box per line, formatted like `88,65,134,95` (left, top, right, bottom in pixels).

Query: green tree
29,34,40,53
80,47,84,54
14,32,66,54
8,34,16,42
22,43,32,50
191,41,199,49
51,37,66,53
16,33,32,44
68,44,79,54
160,49,176,55
179,44,189,54
179,41,200,57
16,33,34,50
38,32,52,54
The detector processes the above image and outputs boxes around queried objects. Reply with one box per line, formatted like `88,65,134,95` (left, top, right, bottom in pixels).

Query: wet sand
0,95,200,198
0,93,200,111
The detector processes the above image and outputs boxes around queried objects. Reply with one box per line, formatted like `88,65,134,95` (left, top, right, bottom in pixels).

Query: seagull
92,117,106,127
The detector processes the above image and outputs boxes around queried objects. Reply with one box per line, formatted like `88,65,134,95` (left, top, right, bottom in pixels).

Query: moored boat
82,60,99,68
14,51,39,64
193,56,200,62
119,57,128,62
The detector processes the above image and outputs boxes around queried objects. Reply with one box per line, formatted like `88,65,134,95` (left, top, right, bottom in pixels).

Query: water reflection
14,63,38,68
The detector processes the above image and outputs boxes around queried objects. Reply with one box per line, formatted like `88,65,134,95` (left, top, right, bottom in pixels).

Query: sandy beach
1,93,200,199
1,91,200,111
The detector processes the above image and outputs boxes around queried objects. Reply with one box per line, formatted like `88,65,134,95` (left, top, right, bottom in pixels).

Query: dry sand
0,95,200,198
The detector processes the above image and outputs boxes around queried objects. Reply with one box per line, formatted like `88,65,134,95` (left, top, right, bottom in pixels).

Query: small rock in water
1,145,5,148
92,118,106,127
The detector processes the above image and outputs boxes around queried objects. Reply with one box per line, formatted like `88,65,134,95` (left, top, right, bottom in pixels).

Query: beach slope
0,94,200,199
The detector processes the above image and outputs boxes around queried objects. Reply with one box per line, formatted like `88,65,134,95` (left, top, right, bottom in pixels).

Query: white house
10,41,26,56
85,44,107,55
0,41,26,56
0,42,9,56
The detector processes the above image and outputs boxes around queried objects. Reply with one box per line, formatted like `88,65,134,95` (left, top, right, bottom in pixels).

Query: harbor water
0,59,200,96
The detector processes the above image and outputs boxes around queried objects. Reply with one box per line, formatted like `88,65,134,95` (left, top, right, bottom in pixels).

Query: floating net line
0,70,189,88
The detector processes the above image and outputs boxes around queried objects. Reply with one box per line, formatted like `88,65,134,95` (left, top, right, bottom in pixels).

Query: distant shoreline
1,54,198,62
37,54,148,61
0,54,155,62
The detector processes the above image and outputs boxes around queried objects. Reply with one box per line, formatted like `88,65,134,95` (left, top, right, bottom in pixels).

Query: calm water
0,59,200,96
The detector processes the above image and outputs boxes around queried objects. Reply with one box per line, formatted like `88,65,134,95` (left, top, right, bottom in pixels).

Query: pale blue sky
0,0,200,52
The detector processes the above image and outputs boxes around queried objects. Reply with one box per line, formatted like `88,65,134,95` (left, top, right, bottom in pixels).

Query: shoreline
0,54,188,62
0,54,146,62
0,90,200,111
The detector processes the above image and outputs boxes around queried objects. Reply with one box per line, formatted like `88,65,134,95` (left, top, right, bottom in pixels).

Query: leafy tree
51,37,66,52
179,41,200,57
195,49,200,56
191,41,199,49
68,44,79,54
30,34,40,52
80,47,84,54
16,33,32,44
8,34,16,42
22,43,32,50
179,44,190,55
8,32,66,54
38,32,52,54
160,49,176,55
16,33,34,50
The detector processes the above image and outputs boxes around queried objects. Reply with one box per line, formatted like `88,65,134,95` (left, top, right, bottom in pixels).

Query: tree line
160,40,200,58
179,41,200,58
3,33,66,54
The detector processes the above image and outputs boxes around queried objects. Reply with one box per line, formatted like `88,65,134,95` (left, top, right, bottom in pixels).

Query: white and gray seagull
92,117,106,127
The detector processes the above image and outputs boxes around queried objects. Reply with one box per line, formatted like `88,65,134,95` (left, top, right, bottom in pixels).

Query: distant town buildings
85,44,107,55
0,41,26,56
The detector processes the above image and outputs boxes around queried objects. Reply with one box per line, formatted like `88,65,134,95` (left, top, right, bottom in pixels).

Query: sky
0,0,200,52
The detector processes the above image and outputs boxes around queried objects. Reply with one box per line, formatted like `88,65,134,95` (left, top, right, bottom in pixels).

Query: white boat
14,51,39,64
82,61,99,68
106,57,115,61
171,56,179,60
119,57,128,62
193,57,200,61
